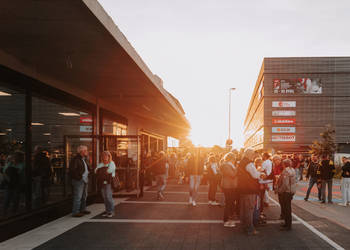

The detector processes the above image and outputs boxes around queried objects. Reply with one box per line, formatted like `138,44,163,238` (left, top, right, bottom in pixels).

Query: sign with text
272,118,296,124
272,135,296,142
272,110,296,116
80,125,92,133
80,117,93,123
272,101,296,108
272,127,296,133
273,78,322,94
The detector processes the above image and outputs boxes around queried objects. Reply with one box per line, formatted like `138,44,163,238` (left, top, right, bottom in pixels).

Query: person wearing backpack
277,159,296,231
221,152,237,227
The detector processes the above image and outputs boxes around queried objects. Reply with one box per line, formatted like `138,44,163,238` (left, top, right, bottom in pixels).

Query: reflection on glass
0,85,26,219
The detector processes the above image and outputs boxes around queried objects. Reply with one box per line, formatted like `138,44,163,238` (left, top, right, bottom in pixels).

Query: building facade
244,57,350,153
0,0,189,238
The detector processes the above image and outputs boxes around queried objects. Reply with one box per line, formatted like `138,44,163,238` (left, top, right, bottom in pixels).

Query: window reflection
0,85,26,219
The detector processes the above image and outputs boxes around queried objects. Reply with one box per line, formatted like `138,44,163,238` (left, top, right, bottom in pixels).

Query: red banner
80,117,93,123
272,118,296,125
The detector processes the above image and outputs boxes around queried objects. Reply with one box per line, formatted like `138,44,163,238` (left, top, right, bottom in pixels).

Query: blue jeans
239,194,256,233
305,177,321,200
101,184,114,214
155,174,167,195
189,175,201,201
72,179,88,214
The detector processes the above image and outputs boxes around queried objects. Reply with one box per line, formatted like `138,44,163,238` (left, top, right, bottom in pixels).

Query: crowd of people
142,147,350,236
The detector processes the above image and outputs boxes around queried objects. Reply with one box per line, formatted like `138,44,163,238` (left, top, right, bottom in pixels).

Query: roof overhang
0,0,190,137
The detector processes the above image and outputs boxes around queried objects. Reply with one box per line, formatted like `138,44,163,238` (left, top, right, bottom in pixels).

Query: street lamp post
228,88,236,142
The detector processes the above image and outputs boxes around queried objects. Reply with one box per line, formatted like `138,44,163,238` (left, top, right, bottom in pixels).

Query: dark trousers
208,178,218,201
305,177,321,200
280,192,293,228
321,179,333,202
278,193,284,219
259,189,265,213
223,188,235,222
139,171,145,196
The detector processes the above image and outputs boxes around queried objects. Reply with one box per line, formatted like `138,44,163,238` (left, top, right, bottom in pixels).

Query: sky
98,0,350,148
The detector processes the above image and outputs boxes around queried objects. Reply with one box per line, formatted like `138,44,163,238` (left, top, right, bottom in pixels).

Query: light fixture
43,133,51,136
6,128,12,131
59,112,80,117
0,133,6,136
0,91,11,96
32,122,44,126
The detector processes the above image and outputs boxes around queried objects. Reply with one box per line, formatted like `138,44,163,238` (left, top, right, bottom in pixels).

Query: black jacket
317,160,335,180
237,157,260,195
69,154,90,181
342,162,350,178
306,161,319,179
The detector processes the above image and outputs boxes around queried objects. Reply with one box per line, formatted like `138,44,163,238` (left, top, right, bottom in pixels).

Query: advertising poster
273,78,322,94
272,127,296,133
272,110,296,116
272,118,296,124
272,101,296,108
272,135,296,142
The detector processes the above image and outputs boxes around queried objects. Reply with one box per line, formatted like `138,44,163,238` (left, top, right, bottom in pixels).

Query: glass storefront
0,80,96,221
0,84,26,218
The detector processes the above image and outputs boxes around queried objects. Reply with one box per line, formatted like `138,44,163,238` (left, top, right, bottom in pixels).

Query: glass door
102,135,141,193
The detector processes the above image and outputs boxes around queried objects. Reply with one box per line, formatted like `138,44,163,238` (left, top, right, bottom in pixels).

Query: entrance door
101,135,141,193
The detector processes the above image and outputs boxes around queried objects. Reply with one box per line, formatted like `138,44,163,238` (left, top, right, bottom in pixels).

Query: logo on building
272,135,296,142
272,110,296,116
272,101,296,108
272,127,296,133
272,118,296,124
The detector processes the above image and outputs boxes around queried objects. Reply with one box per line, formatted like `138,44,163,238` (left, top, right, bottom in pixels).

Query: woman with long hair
95,151,116,218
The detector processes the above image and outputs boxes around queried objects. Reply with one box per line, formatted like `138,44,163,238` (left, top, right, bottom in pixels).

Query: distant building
244,57,350,153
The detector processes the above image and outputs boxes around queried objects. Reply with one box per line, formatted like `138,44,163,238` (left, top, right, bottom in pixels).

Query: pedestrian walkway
0,181,348,249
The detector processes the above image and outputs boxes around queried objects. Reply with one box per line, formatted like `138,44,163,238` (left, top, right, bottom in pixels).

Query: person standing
95,151,116,217
318,154,335,204
150,151,167,200
69,145,91,217
221,152,237,227
339,157,350,206
237,148,263,236
304,154,321,201
277,159,296,231
272,155,284,219
187,151,203,207
207,155,220,205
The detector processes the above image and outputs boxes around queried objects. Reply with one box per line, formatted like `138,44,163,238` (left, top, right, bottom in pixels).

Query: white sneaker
208,201,213,205
189,197,193,204
192,201,197,207
338,203,347,207
211,201,220,206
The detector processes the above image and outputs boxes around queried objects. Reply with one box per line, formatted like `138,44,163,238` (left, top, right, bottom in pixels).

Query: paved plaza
1,181,349,250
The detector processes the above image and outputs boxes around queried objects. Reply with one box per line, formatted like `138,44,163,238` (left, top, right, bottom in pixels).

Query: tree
309,124,336,157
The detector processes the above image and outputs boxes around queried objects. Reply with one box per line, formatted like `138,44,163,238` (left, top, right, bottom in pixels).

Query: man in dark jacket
237,148,264,236
318,154,335,204
69,145,91,217
304,154,321,201
339,157,350,206
150,151,167,200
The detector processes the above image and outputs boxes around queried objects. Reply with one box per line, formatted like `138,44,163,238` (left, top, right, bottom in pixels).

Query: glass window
0,84,26,219
31,95,93,208
103,118,127,136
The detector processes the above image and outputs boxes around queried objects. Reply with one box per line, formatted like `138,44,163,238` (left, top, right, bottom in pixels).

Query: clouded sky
98,0,350,147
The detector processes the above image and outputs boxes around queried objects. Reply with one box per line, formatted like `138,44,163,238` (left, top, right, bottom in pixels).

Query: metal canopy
0,0,190,136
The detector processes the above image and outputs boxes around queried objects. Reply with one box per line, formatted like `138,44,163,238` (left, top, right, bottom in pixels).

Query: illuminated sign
272,118,296,124
272,101,296,108
273,78,322,94
80,117,93,123
80,126,92,133
272,135,296,142
272,110,296,116
272,127,296,133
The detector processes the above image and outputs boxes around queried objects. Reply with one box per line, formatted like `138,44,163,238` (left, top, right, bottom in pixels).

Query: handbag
111,175,121,191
